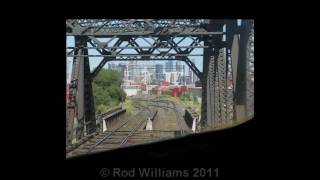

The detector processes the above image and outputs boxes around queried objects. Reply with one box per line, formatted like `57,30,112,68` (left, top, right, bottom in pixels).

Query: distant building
116,63,125,79
164,72,180,83
165,61,173,72
108,62,116,70
164,72,171,82
170,72,179,83
185,76,192,84
128,61,134,80
155,64,163,81
176,61,182,72
133,62,140,82
140,68,149,84
147,64,156,74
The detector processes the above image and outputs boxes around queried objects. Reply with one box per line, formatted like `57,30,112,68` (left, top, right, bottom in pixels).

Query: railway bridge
66,19,254,147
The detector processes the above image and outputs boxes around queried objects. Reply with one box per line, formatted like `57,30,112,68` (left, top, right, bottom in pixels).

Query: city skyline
100,61,196,85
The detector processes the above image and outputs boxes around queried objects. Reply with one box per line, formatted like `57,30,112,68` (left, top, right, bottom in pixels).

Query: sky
66,19,242,82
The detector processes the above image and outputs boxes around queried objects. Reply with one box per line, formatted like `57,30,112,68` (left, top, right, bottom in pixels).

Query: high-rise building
130,61,140,81
123,63,129,87
108,62,116,70
176,61,182,72
128,61,134,80
185,76,192,84
155,64,163,81
165,61,173,72
147,62,156,74
164,72,171,82
170,72,179,83
116,63,125,79
140,67,149,84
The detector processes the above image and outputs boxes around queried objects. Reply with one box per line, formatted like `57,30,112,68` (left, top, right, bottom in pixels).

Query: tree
96,104,108,114
92,69,126,114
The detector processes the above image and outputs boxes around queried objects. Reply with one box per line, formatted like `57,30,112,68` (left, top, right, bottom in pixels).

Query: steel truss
67,34,205,79
66,19,223,37
66,19,254,146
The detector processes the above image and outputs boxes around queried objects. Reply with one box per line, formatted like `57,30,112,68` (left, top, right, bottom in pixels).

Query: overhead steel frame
66,19,254,146
227,20,254,123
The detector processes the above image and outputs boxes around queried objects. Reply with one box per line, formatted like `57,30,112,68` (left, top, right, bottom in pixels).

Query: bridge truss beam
67,35,205,80
66,19,223,37
66,19,254,146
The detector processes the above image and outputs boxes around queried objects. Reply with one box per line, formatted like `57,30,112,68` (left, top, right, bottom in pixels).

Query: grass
180,98,201,114
123,98,136,114
157,94,201,115
177,93,201,115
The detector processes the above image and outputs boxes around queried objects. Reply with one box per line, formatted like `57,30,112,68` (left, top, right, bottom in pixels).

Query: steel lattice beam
66,19,223,37
67,34,206,80
67,36,207,56
66,19,254,141
67,54,203,57
217,48,227,126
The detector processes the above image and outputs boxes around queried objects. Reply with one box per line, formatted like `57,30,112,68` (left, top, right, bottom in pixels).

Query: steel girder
206,47,227,129
66,36,206,57
83,50,96,135
225,20,237,122
66,19,221,81
66,19,223,37
226,50,234,121
183,57,202,81
68,54,204,57
246,22,254,119
200,20,225,130
89,38,122,79
200,40,210,129
66,37,97,144
213,50,220,128
66,48,82,145
67,35,205,80
66,47,85,144
230,20,254,122
217,48,227,127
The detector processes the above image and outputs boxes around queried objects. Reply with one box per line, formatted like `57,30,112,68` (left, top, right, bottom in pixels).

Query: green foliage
180,92,191,101
94,69,122,87
92,69,126,114
123,98,136,114
193,96,199,104
96,104,108,114
178,91,201,114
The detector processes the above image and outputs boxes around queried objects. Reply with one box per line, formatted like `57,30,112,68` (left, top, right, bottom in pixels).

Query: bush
92,69,126,114
96,104,108,114
193,96,199,104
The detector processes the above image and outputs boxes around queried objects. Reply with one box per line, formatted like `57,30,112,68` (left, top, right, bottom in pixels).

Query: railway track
132,98,187,136
171,101,185,136
66,96,191,158
67,105,159,158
